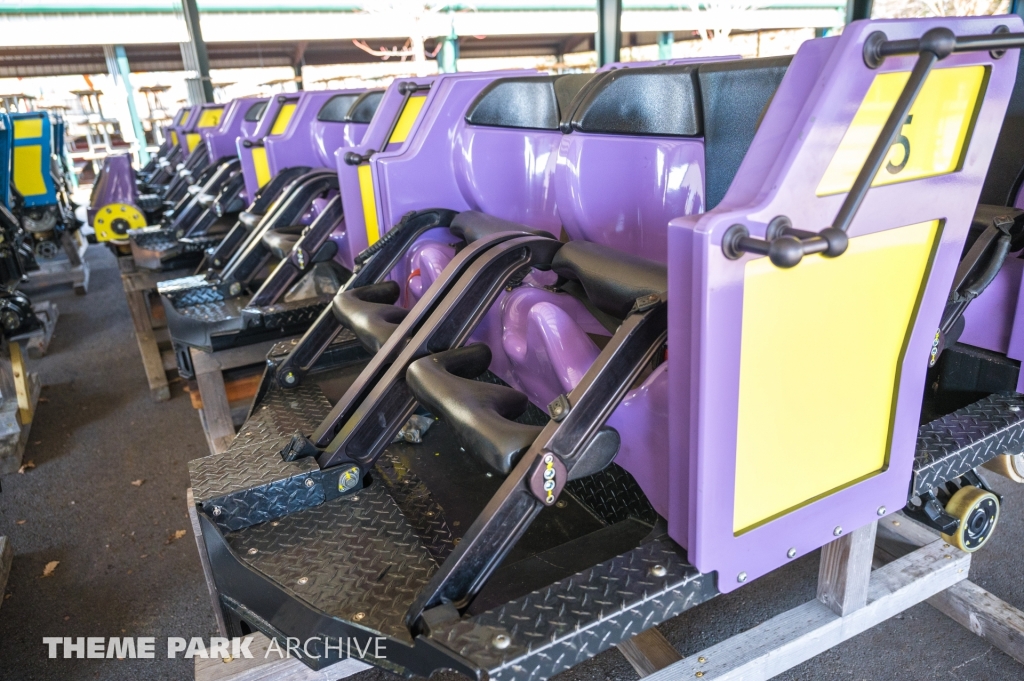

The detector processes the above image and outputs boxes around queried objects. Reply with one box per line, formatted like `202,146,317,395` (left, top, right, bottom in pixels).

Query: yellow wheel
983,454,1024,483
941,486,999,553
93,203,146,242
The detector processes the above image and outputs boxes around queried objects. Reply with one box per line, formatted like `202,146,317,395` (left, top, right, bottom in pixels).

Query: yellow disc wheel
93,203,146,242
983,454,1024,483
941,486,999,553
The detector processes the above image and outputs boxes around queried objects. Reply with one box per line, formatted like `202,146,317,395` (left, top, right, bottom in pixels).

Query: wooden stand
9,301,58,360
0,339,41,476
118,255,188,401
0,536,11,612
619,516,1024,680
24,231,90,295
191,339,283,455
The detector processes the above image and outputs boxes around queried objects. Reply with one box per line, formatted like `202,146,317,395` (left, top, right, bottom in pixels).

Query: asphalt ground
0,245,1021,681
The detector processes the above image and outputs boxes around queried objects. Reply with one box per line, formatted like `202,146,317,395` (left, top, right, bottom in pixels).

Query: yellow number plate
388,95,427,145
816,65,987,196
270,102,297,136
197,107,223,128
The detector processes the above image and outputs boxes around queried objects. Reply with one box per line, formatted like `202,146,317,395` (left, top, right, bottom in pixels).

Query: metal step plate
913,392,1024,496
190,381,333,532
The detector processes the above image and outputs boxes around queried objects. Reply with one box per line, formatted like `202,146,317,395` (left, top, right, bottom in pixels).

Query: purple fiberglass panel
170,105,197,157
266,89,362,175
203,97,266,162
555,133,704,264
454,125,562,233
665,16,1018,592
960,256,1022,355
236,95,289,199
371,71,542,294
87,154,138,225
336,75,436,266
372,71,536,237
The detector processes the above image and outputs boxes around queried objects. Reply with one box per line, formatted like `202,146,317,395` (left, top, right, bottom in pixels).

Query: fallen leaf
32,441,41,445
63,615,69,621
166,529,187,545
38,397,48,404
42,561,59,578
4,593,11,600
18,460,35,474
16,520,25,525
140,554,148,559
131,479,144,487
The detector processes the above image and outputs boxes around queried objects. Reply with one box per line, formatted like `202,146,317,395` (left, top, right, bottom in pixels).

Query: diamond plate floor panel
913,392,1024,496
225,484,439,644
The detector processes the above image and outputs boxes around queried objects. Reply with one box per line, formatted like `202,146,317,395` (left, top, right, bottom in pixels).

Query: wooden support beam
877,516,1024,666
618,627,682,677
646,538,969,681
818,521,878,616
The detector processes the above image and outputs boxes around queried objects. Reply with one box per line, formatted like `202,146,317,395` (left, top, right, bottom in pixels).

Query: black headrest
346,90,385,123
981,48,1024,206
244,100,268,122
466,74,594,131
317,94,360,123
698,55,791,210
569,65,702,137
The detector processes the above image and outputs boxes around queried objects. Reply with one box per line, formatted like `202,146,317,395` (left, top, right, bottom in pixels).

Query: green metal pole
438,21,459,73
181,0,214,103
658,31,673,60
114,45,149,165
845,0,873,23
596,0,622,67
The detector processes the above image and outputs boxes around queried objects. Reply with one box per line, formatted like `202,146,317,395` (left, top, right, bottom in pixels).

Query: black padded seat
317,94,361,122
333,281,410,353
568,65,702,137
244,100,268,122
563,57,790,211
698,56,791,210
552,241,667,319
262,232,301,259
407,344,542,475
346,90,385,124
449,211,555,244
465,74,594,130
981,48,1024,206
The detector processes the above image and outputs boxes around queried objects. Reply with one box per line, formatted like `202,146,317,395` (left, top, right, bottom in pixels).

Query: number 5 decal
886,115,912,174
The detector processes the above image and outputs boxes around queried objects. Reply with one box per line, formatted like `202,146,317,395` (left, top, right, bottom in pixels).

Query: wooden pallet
24,231,90,295
0,339,42,476
118,255,190,401
191,339,284,456
0,536,11,612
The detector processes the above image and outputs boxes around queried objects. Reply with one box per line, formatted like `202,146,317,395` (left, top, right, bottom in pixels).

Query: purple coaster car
186,16,1024,681
156,88,385,364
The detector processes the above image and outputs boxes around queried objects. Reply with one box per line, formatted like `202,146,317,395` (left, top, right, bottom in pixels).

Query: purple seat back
202,97,267,162
311,90,381,167
554,61,741,263
336,76,436,266
669,15,1019,591
236,95,292,198
181,103,225,158
168,106,195,157
265,89,364,175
